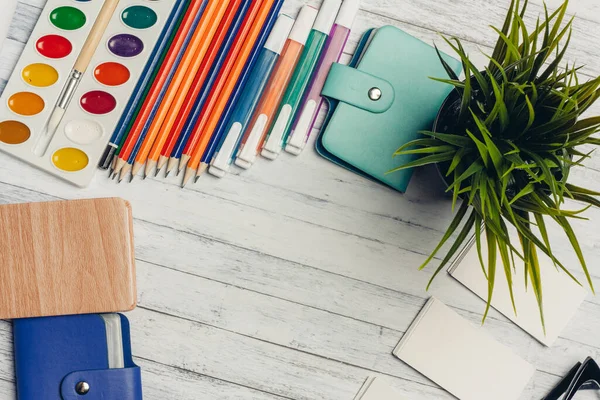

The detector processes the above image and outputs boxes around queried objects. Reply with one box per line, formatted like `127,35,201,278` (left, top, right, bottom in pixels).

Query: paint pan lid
335,0,360,29
264,15,294,54
313,0,343,35
289,6,318,45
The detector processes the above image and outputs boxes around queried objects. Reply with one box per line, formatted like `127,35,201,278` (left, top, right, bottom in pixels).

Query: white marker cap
313,0,343,35
236,114,269,169
288,6,318,45
262,104,292,159
209,123,244,178
264,15,295,54
285,99,317,155
335,0,360,29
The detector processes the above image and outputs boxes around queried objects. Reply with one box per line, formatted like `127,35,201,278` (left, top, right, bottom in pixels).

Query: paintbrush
34,0,120,157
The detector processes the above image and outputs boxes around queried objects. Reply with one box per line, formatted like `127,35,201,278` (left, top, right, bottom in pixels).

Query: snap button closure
368,87,382,101
75,381,90,395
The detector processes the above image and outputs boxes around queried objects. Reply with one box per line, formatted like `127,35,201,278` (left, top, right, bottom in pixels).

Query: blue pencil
98,0,189,171
118,0,207,180
207,14,293,179
166,0,252,176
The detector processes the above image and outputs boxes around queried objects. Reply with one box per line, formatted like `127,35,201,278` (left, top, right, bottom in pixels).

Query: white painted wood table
1,1,600,399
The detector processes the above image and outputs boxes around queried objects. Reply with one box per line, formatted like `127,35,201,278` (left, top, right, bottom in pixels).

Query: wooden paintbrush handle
74,0,120,72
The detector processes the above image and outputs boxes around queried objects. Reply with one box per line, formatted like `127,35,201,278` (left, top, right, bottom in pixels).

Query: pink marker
285,0,360,155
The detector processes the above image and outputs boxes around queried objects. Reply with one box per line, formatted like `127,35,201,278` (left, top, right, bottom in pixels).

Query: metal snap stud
75,381,90,395
368,87,382,101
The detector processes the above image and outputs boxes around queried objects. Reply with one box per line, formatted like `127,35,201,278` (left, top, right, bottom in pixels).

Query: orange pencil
113,0,206,177
129,0,231,178
170,0,265,175
142,0,243,178
151,0,250,177
181,0,276,186
235,6,317,169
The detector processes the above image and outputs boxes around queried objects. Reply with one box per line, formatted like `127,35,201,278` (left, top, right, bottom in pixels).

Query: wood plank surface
0,0,599,399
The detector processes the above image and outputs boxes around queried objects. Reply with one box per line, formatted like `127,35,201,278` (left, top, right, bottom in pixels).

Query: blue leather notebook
316,26,462,192
13,313,142,400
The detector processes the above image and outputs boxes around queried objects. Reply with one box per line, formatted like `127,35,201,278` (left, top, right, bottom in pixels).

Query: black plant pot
431,86,567,200
432,89,462,188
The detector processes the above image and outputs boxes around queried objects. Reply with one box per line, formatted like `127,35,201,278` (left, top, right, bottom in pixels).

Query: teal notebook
316,26,462,192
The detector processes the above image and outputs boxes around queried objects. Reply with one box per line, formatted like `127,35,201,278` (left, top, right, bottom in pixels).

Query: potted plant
393,0,600,326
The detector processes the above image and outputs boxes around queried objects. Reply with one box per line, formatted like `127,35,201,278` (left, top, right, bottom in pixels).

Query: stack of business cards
393,297,534,400
448,233,587,346
354,377,404,400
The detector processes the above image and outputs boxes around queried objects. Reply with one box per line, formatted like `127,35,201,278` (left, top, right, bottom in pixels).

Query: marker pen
208,15,294,178
261,0,341,160
285,0,359,155
235,5,317,169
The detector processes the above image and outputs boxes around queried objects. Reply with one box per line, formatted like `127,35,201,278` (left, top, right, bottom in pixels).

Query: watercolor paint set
0,0,176,187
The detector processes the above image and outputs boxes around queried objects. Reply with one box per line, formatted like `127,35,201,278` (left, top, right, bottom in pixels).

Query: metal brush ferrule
57,69,83,109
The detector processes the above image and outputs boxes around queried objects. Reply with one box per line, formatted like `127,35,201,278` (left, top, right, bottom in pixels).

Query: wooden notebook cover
0,198,137,319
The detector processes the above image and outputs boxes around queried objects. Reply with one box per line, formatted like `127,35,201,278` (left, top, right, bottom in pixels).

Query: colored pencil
113,0,207,178
118,1,207,181
285,0,359,155
130,0,232,179
207,15,294,178
98,0,189,171
261,0,342,160
163,0,258,177
151,0,252,177
235,5,317,169
109,11,184,175
181,0,282,186
166,0,265,175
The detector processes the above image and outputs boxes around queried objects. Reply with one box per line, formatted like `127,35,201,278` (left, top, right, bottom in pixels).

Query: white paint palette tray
0,0,175,187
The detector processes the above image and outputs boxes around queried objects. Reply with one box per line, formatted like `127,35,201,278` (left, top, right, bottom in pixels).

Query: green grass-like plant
393,0,600,326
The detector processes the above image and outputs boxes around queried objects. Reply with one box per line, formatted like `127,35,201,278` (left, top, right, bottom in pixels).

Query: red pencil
112,0,205,176
177,0,264,172
154,0,245,176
